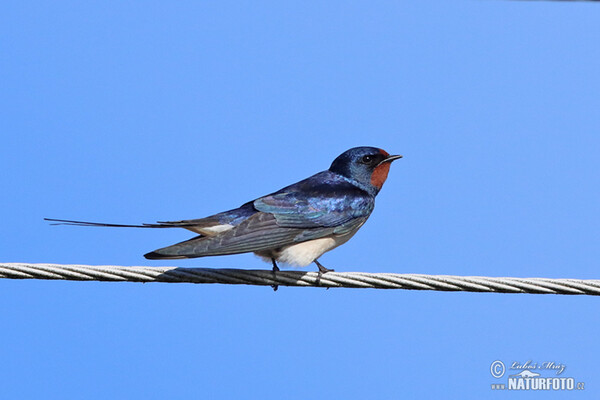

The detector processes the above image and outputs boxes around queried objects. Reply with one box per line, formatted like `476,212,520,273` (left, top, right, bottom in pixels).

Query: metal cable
1,263,599,295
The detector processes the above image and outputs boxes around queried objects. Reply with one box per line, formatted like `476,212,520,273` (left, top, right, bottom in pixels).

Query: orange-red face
329,146,401,195
370,149,392,188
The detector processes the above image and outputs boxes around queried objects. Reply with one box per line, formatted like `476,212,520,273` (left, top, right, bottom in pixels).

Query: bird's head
329,146,402,195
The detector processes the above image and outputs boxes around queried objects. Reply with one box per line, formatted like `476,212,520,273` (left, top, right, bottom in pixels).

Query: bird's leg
271,258,280,272
314,259,334,289
314,260,334,273
271,258,279,292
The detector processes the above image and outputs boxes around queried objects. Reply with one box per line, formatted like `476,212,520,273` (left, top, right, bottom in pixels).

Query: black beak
379,154,403,165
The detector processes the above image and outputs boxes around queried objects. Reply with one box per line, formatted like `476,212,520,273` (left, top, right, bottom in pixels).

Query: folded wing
144,181,374,259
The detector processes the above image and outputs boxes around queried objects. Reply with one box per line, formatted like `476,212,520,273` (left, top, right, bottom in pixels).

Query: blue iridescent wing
253,171,374,229
144,171,374,259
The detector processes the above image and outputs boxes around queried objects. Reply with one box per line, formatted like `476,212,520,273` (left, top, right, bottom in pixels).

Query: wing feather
253,189,373,228
144,212,339,259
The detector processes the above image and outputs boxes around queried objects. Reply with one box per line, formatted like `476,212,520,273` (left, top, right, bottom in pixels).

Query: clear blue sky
1,1,599,398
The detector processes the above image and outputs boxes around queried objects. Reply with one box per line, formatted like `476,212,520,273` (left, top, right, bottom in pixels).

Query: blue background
1,1,599,398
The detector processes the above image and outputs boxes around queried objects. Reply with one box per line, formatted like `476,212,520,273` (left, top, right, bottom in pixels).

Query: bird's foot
271,258,280,272
314,260,334,273
271,258,280,291
314,260,334,289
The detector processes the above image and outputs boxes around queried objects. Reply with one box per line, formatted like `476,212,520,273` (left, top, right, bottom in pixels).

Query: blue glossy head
329,146,402,195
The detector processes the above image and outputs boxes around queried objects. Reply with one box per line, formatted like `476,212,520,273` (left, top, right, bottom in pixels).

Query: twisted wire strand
1,263,599,295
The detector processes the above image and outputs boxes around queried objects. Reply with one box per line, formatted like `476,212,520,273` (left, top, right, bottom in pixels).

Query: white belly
260,230,358,267
277,237,340,267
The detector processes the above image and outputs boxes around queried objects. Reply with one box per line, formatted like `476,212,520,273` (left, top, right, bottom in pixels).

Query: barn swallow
46,146,401,273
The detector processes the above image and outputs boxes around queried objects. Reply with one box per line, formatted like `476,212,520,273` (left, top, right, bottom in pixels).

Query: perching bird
46,146,401,273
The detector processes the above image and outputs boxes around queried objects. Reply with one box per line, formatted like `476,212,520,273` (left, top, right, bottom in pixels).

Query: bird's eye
361,155,374,164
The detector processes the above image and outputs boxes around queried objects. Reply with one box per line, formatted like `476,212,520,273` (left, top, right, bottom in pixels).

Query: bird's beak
378,154,403,166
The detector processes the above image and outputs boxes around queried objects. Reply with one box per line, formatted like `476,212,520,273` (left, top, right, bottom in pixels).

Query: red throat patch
371,162,391,188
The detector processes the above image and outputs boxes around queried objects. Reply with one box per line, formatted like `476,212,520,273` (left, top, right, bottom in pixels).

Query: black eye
361,155,374,164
